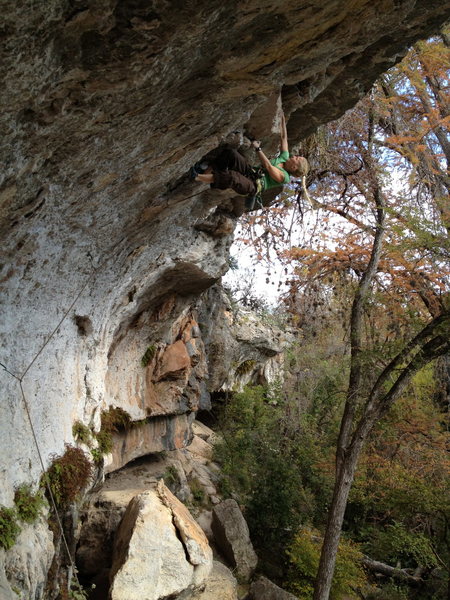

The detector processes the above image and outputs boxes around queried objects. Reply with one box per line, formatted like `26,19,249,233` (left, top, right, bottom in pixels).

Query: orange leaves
387,134,420,146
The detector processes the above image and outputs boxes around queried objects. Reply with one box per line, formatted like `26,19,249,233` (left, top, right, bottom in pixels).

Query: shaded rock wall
2,1,450,595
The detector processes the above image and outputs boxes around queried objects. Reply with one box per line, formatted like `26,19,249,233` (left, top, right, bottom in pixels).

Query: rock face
211,499,258,581
199,285,292,393
2,517,54,600
2,0,450,597
2,0,450,504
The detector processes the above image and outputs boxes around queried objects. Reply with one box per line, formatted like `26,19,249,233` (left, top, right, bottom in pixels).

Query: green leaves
286,527,367,600
14,484,45,524
364,522,438,570
0,507,20,551
0,484,46,550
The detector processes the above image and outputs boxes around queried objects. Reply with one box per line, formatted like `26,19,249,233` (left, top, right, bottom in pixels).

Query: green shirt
261,151,291,191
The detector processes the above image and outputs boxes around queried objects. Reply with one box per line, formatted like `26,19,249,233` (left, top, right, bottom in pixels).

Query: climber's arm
280,111,288,153
251,140,285,184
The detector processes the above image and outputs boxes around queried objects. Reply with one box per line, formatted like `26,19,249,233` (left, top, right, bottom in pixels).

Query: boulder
156,480,212,569
195,561,238,600
188,434,214,462
248,576,299,600
192,421,216,443
110,486,212,600
211,499,258,581
195,510,213,542
178,561,238,600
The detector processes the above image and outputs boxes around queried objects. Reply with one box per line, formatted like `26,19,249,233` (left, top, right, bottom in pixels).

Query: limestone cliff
1,1,450,598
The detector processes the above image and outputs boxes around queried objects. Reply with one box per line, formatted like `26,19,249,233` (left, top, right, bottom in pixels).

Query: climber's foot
189,161,209,180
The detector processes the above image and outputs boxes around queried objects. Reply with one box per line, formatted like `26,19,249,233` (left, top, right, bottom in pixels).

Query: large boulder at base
177,561,238,600
110,486,212,600
211,499,258,581
248,576,299,600
156,480,212,567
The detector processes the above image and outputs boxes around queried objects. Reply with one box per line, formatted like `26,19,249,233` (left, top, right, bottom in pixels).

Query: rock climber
190,112,310,209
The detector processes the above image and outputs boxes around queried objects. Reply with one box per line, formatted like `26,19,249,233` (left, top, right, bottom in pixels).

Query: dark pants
211,149,256,196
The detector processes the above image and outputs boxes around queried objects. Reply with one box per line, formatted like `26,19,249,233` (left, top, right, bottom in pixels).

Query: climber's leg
211,170,256,196
214,148,252,177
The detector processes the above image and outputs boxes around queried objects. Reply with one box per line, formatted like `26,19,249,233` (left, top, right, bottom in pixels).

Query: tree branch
337,184,386,456
362,556,424,584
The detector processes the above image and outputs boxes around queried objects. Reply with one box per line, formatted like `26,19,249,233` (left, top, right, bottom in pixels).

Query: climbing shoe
189,161,209,180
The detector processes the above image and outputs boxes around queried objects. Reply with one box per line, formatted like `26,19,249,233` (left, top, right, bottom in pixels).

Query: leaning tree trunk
312,449,360,600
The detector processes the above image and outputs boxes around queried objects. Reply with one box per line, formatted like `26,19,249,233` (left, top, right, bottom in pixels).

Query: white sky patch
223,166,414,305
224,203,332,304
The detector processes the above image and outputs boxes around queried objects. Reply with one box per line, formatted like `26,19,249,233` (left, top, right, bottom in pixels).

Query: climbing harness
245,166,265,211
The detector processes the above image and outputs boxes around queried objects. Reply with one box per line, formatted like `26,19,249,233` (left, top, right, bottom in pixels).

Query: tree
230,32,450,598
234,33,450,599
312,200,449,599
285,36,450,600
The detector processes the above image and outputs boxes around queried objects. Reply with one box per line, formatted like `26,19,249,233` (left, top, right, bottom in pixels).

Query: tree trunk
312,450,360,600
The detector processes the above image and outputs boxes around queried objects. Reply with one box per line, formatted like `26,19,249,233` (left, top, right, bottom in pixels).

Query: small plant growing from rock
42,445,92,508
141,344,156,367
163,465,180,487
235,359,256,377
72,421,92,445
100,406,132,432
90,448,103,464
90,406,133,463
94,430,113,455
0,506,20,550
14,484,46,523
189,478,206,506
69,577,94,600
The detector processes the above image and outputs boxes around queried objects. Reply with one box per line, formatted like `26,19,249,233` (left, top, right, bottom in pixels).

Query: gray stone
198,286,291,393
248,576,299,600
211,499,258,581
0,561,14,600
